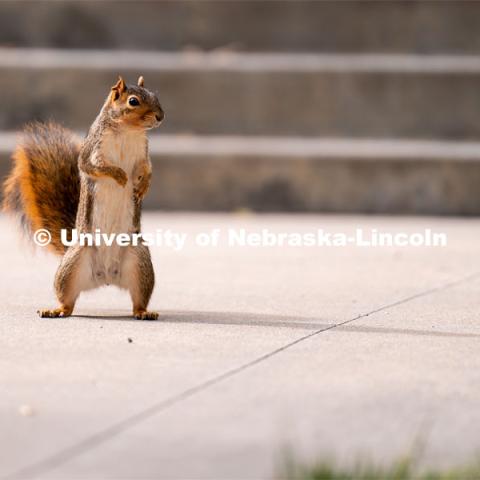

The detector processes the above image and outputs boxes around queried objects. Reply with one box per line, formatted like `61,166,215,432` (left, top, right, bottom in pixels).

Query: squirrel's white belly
91,179,134,234
90,130,145,286
91,180,133,286
91,129,144,234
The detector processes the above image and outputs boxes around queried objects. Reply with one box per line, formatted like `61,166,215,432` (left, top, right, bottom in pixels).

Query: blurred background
1,0,480,215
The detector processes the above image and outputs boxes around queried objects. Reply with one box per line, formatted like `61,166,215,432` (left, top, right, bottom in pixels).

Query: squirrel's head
107,76,164,130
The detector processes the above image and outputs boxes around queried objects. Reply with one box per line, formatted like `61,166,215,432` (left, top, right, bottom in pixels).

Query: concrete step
1,0,480,54
1,133,480,215
3,48,480,139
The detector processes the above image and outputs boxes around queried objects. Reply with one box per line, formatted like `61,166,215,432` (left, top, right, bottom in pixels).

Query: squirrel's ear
137,76,145,87
111,76,126,101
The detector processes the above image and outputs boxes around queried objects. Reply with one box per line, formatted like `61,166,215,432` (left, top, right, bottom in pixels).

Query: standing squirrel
2,76,164,320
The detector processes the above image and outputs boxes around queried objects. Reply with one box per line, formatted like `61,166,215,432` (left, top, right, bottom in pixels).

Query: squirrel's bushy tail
2,122,81,255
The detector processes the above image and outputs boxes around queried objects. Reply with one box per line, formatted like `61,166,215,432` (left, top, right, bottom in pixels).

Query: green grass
281,455,480,480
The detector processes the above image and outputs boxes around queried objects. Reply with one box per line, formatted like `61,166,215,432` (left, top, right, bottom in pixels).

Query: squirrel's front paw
133,173,150,200
112,167,128,187
134,182,146,200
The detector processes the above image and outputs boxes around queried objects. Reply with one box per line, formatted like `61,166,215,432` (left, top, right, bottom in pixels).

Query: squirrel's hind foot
134,310,159,321
38,306,73,318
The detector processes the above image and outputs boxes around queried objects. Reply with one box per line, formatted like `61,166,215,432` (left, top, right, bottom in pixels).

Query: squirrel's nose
155,111,164,123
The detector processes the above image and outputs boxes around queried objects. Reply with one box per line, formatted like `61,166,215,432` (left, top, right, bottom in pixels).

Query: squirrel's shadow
69,311,326,328
71,314,149,322
70,311,480,338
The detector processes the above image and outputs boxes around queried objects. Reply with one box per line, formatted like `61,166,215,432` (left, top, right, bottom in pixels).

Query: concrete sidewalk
1,212,480,479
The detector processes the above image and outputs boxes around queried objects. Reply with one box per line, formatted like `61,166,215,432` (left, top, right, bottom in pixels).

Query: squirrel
2,75,164,320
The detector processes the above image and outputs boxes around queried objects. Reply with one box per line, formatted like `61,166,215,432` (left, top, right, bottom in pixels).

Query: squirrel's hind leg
120,245,158,320
39,306,73,318
39,246,92,318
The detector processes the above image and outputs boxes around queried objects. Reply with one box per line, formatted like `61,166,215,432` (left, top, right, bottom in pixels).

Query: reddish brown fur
2,123,81,255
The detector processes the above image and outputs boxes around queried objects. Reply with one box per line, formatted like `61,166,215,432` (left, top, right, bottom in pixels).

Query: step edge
1,133,480,161
3,48,480,74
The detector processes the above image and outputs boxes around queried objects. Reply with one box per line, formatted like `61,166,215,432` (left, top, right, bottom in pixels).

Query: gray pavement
1,212,480,479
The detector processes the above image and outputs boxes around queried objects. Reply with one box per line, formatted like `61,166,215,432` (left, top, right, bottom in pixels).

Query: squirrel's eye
128,97,140,107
